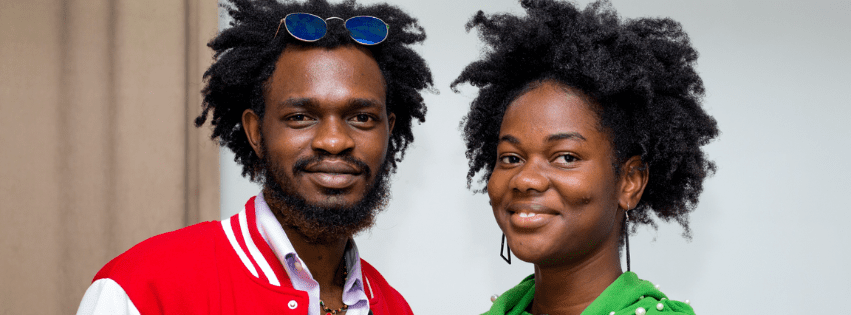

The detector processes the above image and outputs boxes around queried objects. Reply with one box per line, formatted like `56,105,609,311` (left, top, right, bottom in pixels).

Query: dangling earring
500,233,511,264
624,203,631,272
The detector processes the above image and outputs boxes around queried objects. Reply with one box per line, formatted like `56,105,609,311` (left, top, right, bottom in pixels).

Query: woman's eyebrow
547,132,585,142
498,132,586,145
498,135,520,144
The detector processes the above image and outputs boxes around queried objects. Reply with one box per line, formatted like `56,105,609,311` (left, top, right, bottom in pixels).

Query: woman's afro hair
451,0,719,237
196,0,433,181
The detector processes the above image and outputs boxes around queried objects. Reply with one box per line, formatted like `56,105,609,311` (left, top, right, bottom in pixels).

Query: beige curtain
0,0,220,314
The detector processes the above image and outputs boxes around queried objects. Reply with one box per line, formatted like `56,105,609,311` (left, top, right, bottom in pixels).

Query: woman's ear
242,109,263,159
618,156,649,210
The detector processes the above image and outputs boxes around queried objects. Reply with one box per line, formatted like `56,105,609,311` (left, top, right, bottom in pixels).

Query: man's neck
261,189,354,310
261,189,351,287
280,224,349,287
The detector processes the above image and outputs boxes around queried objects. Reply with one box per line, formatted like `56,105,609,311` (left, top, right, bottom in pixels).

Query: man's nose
311,117,355,155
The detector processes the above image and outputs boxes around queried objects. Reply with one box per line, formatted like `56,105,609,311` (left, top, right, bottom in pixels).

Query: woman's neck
530,245,623,315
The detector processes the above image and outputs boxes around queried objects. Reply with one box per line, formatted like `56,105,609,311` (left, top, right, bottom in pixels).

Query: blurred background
2,0,850,314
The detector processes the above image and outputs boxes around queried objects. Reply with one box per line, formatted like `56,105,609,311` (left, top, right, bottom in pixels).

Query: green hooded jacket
482,272,695,315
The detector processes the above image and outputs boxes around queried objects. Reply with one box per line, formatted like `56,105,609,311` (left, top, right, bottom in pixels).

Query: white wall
220,0,851,314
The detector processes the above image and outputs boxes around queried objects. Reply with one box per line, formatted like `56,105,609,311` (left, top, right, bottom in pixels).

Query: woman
452,0,718,314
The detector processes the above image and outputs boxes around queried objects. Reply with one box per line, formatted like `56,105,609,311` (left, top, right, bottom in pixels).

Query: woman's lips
506,203,558,230
509,211,557,229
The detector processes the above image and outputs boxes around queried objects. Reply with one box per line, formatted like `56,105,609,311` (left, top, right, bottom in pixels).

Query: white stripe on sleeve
76,278,141,315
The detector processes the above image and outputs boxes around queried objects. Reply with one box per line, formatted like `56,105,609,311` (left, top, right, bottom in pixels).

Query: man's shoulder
360,259,414,315
93,221,222,284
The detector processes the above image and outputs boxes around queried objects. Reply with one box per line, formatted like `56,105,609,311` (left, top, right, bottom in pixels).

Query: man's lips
304,161,362,175
305,173,359,189
505,203,559,230
303,161,363,189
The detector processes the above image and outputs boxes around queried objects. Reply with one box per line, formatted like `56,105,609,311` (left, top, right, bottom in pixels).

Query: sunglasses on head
273,13,389,45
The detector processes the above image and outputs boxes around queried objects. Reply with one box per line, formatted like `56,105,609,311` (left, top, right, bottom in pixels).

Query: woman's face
488,81,624,266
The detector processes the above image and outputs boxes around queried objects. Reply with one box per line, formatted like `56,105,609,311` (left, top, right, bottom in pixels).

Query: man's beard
259,143,392,245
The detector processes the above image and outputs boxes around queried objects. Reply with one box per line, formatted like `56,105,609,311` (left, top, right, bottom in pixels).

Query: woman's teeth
517,212,537,218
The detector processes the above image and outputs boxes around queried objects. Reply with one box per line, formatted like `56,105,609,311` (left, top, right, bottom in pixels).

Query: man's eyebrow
277,98,317,110
347,98,384,110
275,98,384,110
547,132,586,142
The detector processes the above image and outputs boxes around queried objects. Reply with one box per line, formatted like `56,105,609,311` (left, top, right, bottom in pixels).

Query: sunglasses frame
273,13,390,45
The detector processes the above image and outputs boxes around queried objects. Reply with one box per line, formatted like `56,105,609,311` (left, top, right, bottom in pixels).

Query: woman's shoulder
586,272,695,315
481,275,535,315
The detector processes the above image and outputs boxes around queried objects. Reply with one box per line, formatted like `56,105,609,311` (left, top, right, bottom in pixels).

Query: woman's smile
506,202,560,230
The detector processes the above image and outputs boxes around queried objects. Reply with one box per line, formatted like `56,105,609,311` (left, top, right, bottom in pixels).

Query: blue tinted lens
285,13,327,41
345,17,388,45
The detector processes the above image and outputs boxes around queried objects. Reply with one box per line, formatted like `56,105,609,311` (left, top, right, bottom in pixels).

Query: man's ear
617,155,649,210
242,109,263,159
387,112,396,134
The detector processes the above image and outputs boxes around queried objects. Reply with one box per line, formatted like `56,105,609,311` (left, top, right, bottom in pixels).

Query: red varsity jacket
92,197,413,315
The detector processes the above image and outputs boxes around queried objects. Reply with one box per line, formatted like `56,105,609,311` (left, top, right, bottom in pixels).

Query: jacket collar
220,195,376,304
220,196,291,288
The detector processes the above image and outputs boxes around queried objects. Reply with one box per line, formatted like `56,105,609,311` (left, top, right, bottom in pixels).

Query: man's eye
500,155,521,164
353,114,372,123
288,114,309,121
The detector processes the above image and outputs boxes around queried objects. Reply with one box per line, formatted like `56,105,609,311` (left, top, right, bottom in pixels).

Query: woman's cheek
487,171,511,225
487,172,507,204
554,173,601,208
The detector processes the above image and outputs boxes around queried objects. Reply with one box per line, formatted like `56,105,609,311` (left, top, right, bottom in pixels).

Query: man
76,0,432,314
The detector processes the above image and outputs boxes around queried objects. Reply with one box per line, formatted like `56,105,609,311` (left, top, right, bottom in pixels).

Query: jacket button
288,300,298,309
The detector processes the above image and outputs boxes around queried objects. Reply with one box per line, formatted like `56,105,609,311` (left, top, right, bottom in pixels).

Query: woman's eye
557,154,578,164
500,155,521,164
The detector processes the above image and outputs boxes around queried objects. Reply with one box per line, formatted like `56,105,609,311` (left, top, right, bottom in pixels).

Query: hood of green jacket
482,272,695,315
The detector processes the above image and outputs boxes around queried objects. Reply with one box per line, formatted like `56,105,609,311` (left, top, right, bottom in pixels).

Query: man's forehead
277,45,378,69
265,45,387,106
